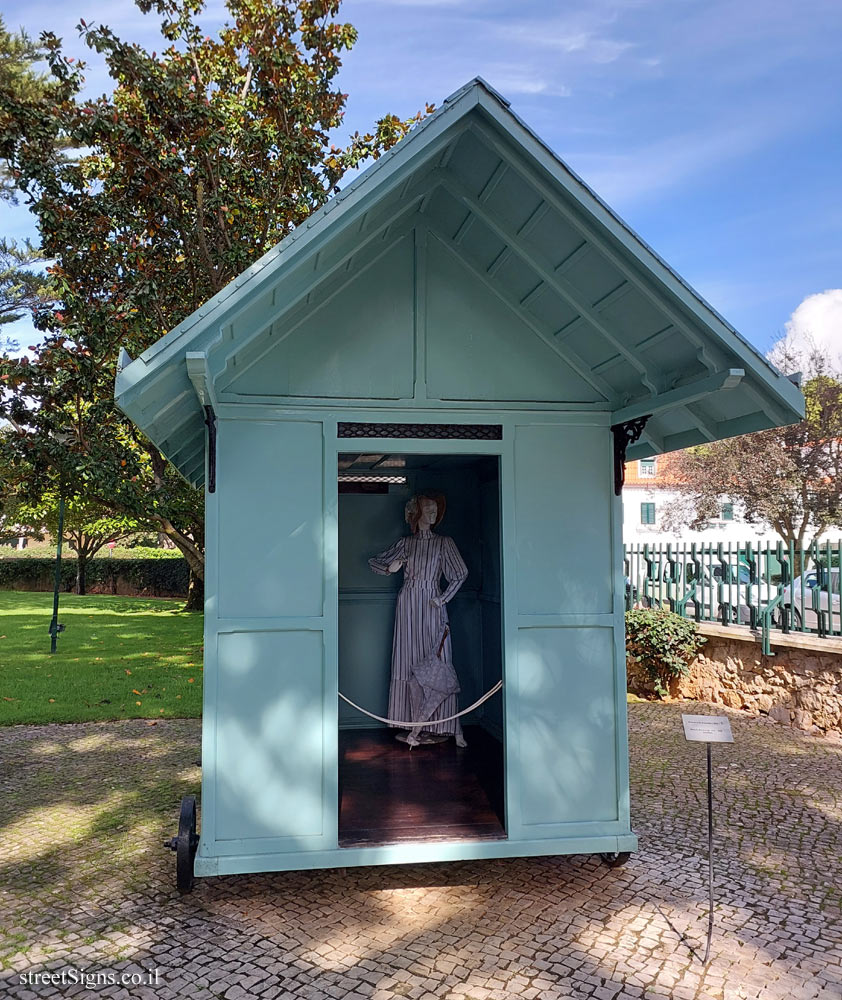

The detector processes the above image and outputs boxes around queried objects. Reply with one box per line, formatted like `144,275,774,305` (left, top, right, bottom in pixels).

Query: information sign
682,715,734,743
681,713,734,963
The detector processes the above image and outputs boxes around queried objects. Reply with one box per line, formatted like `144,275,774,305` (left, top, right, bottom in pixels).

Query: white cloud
784,289,842,364
485,68,572,98
492,15,635,66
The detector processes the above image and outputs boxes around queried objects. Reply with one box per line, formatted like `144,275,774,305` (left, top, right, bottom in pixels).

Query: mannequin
369,493,468,747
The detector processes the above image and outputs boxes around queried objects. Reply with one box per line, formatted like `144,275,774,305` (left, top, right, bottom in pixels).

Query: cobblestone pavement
1,702,841,1000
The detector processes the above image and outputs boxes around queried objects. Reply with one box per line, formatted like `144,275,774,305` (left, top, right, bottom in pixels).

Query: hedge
0,557,190,597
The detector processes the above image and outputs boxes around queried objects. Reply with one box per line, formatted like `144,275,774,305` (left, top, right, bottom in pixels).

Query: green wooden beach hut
115,78,804,891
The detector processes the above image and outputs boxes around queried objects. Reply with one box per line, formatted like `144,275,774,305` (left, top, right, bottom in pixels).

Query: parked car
777,569,841,632
683,561,776,623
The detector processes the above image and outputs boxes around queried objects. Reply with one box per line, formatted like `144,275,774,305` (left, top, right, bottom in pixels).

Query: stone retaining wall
627,624,842,735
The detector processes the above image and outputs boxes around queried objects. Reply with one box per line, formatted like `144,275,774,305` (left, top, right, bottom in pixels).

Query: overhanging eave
112,76,805,485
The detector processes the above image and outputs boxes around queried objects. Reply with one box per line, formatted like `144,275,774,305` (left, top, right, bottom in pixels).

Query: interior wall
480,472,503,739
338,457,501,732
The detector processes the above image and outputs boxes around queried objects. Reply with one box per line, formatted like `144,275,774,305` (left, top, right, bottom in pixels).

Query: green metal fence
624,539,842,655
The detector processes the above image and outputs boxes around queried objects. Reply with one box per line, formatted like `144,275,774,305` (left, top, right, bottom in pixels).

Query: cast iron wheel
600,851,631,868
165,795,199,894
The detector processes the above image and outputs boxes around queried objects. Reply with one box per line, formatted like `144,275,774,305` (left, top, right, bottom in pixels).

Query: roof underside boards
115,77,804,488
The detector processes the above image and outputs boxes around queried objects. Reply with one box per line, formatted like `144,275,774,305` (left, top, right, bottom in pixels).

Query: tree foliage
0,0,428,582
664,344,842,548
0,17,56,350
0,17,49,99
6,489,139,594
0,14,54,197
0,238,51,334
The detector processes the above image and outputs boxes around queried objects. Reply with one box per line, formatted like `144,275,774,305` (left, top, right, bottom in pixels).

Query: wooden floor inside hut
338,726,506,847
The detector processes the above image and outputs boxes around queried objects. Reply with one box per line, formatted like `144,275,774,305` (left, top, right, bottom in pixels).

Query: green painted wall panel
513,423,612,615
479,477,502,604
480,476,503,736
215,629,326,842
225,235,415,399
480,600,503,736
516,626,618,827
338,492,406,595
425,234,603,403
337,598,396,726
217,420,324,619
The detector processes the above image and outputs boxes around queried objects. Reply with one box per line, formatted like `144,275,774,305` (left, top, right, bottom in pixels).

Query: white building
621,455,782,545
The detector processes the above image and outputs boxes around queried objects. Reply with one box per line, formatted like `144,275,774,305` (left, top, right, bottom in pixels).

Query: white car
684,562,777,624
636,559,776,624
778,569,841,632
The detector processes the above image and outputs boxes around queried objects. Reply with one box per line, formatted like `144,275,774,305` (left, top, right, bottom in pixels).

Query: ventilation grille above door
337,423,503,440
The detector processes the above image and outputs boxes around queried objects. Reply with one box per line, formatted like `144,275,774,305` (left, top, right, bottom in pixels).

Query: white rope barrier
338,680,503,728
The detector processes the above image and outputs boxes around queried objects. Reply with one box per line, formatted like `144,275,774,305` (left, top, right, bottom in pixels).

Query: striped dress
369,529,468,737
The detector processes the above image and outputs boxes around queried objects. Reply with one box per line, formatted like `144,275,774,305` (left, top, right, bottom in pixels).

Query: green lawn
0,592,203,724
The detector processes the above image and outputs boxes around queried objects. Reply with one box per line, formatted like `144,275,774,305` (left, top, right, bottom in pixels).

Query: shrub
0,557,189,597
625,608,706,699
103,546,184,559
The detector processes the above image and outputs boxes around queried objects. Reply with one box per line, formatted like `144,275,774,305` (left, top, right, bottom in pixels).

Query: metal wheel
165,795,199,894
600,851,631,868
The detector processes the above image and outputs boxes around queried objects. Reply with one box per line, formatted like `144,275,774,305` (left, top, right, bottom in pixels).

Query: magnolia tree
0,0,428,607
662,341,842,557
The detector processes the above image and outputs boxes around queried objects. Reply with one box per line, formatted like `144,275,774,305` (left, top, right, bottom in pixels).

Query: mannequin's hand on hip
388,559,403,574
430,596,443,608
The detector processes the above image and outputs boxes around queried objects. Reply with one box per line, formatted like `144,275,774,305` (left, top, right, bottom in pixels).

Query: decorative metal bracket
203,405,217,494
611,415,651,495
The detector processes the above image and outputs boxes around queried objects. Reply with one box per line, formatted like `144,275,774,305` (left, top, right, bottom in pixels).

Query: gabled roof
115,77,804,487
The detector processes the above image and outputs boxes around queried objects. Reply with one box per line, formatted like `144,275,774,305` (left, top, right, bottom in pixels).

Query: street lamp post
48,487,66,654
47,429,74,654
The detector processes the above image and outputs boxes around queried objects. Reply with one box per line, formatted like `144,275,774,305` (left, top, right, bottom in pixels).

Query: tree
0,17,55,350
0,238,50,338
0,0,428,606
0,15,54,196
0,428,140,592
663,343,842,555
9,491,138,594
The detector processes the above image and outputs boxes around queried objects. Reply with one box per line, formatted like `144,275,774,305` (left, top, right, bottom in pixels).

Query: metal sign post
681,714,734,964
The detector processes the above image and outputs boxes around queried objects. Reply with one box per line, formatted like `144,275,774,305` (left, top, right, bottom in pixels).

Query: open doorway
337,452,505,847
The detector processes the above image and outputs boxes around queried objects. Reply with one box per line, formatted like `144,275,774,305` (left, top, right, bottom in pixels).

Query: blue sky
2,0,841,357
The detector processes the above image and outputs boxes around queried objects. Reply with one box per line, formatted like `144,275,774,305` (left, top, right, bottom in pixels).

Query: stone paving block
1,706,842,1000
